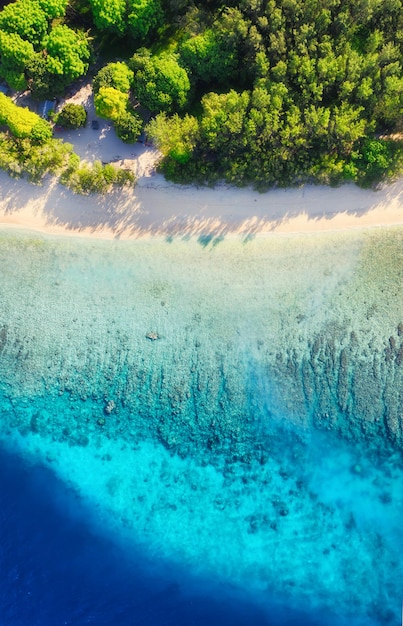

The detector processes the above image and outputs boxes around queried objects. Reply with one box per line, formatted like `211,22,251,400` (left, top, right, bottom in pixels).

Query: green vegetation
0,92,135,193
0,0,402,188
130,49,191,112
0,0,90,98
89,0,162,40
93,61,142,142
0,131,135,192
61,158,135,193
54,103,87,129
114,110,143,142
0,92,52,141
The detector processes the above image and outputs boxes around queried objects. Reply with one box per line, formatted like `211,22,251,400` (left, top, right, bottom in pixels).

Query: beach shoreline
0,167,402,240
2,80,402,241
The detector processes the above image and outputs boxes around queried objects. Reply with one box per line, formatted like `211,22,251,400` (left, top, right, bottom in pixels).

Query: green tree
31,118,53,142
37,0,69,19
179,29,237,84
200,90,250,150
131,50,190,112
0,31,35,90
0,0,48,46
26,53,67,100
0,92,51,142
375,74,403,128
93,62,134,94
55,103,87,128
114,110,143,142
127,0,163,40
43,25,91,84
328,103,367,152
147,112,199,162
89,0,126,34
94,86,128,120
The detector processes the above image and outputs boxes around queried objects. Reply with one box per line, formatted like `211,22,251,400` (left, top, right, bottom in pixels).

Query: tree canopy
55,103,87,128
0,0,48,46
130,50,191,112
93,62,134,94
43,25,90,82
94,86,128,120
0,92,52,142
89,0,162,40
0,0,402,187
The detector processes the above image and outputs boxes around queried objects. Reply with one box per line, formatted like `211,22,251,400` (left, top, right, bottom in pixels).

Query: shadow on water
0,443,376,626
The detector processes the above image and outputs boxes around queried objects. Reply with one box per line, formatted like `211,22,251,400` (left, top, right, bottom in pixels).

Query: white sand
1,82,402,239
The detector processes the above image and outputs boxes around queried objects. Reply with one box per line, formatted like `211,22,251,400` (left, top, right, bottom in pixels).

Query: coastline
0,168,402,240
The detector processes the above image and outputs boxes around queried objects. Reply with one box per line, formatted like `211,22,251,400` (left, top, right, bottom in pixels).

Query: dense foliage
89,0,162,40
0,94,135,193
54,103,87,128
0,92,52,141
0,0,402,187
0,0,90,96
93,61,143,142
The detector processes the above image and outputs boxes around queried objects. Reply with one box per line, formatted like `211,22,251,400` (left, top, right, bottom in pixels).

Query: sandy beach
1,83,402,239
1,167,402,240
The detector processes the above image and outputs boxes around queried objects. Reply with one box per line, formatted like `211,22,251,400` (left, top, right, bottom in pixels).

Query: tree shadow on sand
0,169,402,242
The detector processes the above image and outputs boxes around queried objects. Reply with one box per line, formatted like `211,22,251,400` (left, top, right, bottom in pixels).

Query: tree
328,103,367,152
0,0,48,46
0,31,35,91
89,0,126,34
42,25,91,84
127,0,162,41
179,29,237,84
26,53,68,100
55,103,87,128
200,90,250,150
31,118,53,142
147,112,199,162
131,50,190,112
93,62,134,94
94,86,128,120
114,110,143,142
37,0,69,19
0,92,52,142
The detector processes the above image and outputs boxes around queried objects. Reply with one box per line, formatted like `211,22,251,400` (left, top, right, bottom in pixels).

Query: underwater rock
145,332,160,341
104,400,116,415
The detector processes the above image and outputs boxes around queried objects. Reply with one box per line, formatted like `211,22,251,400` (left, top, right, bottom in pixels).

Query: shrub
115,110,143,143
54,103,87,129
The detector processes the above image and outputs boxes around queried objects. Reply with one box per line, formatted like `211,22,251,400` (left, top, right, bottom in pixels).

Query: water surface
0,228,402,625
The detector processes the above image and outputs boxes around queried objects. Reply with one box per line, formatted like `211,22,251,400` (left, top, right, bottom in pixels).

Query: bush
62,160,136,193
115,110,143,143
54,103,87,129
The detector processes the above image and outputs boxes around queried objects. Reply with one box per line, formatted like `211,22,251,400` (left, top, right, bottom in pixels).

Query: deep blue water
0,444,372,626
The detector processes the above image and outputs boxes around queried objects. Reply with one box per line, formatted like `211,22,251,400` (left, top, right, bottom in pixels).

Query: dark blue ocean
0,445,339,626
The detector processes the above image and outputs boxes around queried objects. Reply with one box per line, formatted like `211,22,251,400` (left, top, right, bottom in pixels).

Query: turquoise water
0,228,402,624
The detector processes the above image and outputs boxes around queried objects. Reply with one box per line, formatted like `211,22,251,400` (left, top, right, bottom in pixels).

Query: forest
0,0,402,189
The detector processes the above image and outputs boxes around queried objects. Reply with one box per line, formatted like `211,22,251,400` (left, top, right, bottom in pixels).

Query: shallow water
0,228,402,625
